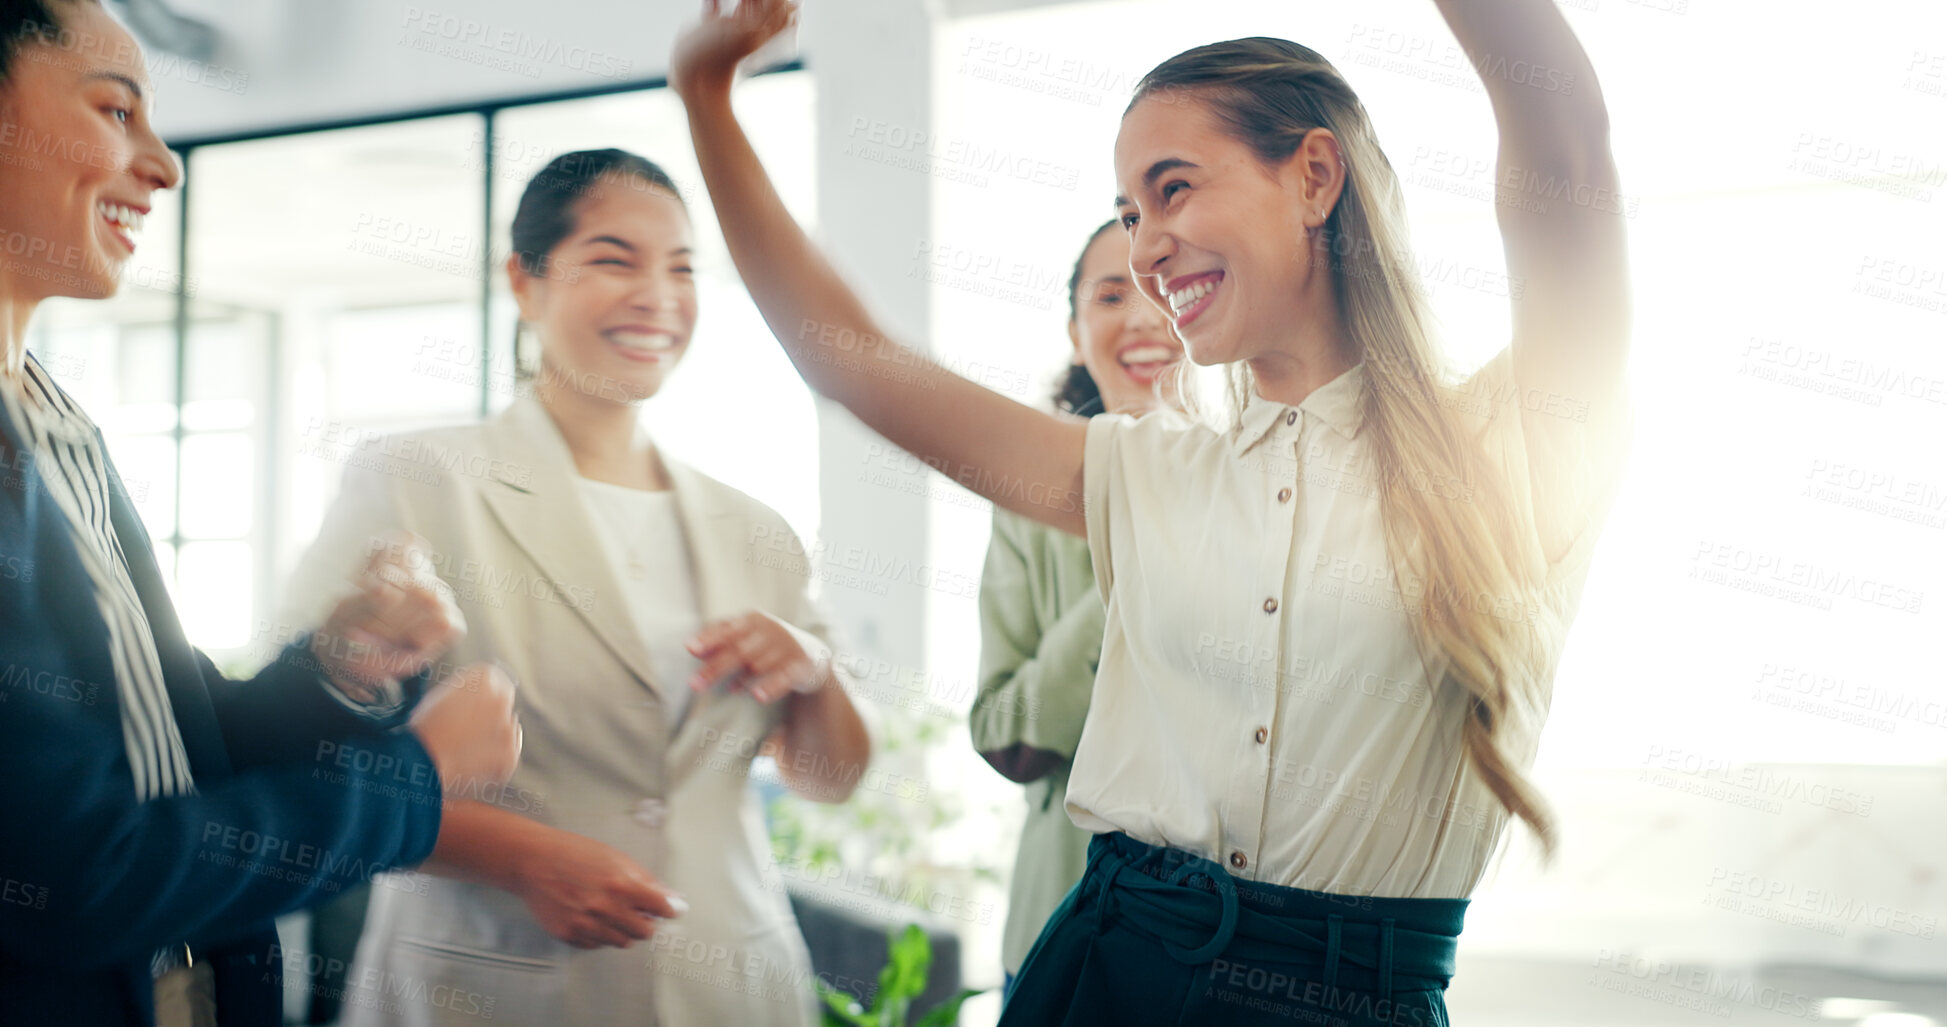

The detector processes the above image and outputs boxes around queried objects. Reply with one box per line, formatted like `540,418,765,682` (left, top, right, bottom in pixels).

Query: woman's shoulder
324,415,498,458
664,458,794,533
1103,404,1207,436
1449,347,1519,430
1085,406,1228,488
321,415,533,500
1088,406,1218,449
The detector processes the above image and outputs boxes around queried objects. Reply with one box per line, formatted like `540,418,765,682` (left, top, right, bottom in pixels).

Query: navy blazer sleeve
0,637,444,968
0,434,445,970
203,641,424,768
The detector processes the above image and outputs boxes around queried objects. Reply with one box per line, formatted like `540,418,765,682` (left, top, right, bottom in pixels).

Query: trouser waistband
1085,832,1468,995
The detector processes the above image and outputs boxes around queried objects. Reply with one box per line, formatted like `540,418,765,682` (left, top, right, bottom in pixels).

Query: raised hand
670,0,799,102
311,533,465,705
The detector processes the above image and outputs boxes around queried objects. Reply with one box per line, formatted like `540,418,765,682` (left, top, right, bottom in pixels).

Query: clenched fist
408,663,522,795
313,534,465,706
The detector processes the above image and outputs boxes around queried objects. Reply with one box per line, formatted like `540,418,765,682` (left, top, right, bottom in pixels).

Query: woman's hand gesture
514,826,687,949
686,611,832,704
670,0,799,104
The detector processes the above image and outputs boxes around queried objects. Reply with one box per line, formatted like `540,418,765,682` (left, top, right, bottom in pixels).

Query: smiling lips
1118,342,1178,384
97,201,144,254
603,327,683,361
1163,271,1223,328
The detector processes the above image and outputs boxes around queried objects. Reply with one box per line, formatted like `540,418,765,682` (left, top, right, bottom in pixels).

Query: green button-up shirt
970,507,1106,973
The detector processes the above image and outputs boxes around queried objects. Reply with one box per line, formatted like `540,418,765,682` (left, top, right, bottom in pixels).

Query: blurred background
26,0,1947,1024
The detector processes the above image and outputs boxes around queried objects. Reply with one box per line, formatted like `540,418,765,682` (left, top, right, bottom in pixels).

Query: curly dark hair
0,0,98,83
1052,218,1121,417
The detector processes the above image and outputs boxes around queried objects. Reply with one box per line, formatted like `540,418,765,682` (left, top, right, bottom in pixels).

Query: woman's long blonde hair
1135,38,1557,855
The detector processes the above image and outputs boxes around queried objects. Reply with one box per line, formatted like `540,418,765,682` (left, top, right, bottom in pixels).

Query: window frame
137,65,807,664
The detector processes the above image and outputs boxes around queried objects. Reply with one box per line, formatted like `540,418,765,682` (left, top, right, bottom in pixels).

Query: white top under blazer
575,479,702,733
1068,348,1628,899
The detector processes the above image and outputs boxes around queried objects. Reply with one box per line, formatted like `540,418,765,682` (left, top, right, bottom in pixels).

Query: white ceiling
143,0,1041,143
151,0,707,141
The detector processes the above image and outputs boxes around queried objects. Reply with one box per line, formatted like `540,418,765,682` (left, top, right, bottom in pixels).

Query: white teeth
1167,277,1216,314
606,329,678,351
98,202,144,234
1120,345,1175,365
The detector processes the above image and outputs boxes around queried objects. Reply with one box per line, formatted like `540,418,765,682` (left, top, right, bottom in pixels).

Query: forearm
682,88,1090,531
682,87,942,406
1433,0,1610,154
1436,0,1630,397
205,643,411,772
0,731,440,968
773,669,870,803
971,601,1103,773
422,800,549,893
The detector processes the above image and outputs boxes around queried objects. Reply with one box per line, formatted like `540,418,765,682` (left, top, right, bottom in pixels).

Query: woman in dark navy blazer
0,3,523,1024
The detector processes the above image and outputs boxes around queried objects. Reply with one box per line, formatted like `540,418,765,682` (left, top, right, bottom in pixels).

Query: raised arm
671,0,1087,536
1435,0,1630,421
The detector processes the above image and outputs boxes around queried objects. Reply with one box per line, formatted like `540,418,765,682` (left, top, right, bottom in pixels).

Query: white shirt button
633,798,667,829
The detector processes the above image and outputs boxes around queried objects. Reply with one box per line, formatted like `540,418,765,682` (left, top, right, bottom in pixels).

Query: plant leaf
814,980,875,1027
883,923,932,1001
914,989,987,1027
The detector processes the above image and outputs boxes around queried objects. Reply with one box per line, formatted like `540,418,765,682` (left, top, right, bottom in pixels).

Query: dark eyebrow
85,71,145,102
583,235,636,252
1113,158,1200,208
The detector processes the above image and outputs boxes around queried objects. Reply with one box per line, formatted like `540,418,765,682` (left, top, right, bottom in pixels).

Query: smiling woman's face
511,178,699,406
1068,227,1180,415
1113,93,1314,368
0,2,181,302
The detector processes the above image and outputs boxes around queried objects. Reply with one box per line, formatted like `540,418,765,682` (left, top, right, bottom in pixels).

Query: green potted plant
817,924,983,1027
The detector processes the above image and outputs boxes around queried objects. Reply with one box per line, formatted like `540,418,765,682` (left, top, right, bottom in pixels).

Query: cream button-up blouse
1067,348,1626,899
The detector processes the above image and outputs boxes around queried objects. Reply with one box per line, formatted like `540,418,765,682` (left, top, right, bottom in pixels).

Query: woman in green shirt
971,220,1182,1000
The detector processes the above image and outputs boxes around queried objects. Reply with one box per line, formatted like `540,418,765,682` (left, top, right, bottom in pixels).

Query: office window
187,116,485,659
32,73,821,671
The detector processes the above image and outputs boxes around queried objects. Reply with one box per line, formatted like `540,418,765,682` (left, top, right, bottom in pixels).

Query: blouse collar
1231,361,1366,455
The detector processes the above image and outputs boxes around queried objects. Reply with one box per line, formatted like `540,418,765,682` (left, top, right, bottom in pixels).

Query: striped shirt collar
8,351,197,801
12,358,96,442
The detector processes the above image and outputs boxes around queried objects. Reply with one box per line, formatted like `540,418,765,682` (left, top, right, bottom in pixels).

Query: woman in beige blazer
288,149,870,1026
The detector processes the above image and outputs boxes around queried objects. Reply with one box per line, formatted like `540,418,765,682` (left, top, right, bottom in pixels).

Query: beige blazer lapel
663,458,758,738
475,399,665,698
664,459,747,624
